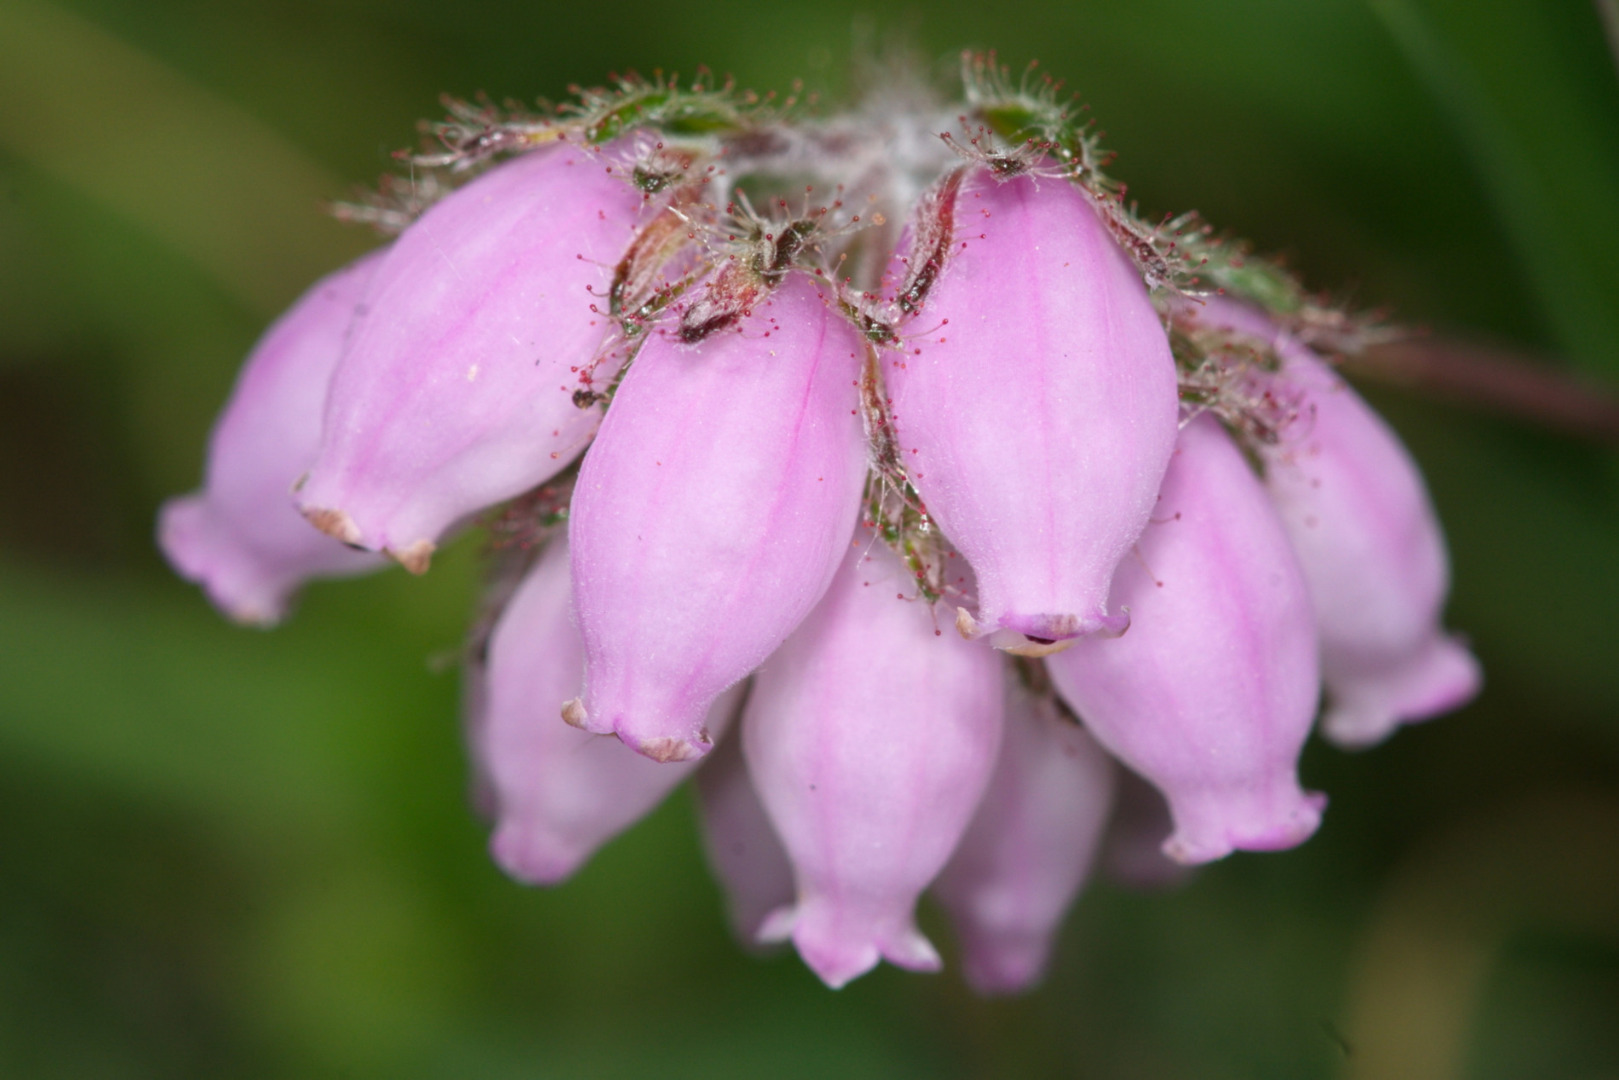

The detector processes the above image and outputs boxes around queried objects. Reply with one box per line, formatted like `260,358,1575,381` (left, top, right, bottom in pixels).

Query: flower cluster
160,56,1480,992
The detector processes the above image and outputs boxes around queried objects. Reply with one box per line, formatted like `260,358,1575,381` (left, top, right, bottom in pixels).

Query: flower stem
1344,338,1619,447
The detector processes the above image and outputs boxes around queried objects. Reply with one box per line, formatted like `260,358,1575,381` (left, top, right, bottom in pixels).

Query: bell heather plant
158,52,1480,992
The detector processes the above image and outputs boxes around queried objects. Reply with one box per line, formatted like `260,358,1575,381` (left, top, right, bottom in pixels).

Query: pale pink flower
933,676,1117,994
469,533,744,885
158,252,386,625
1183,300,1481,748
694,712,796,947
743,536,1005,987
564,273,868,763
1047,416,1326,865
883,170,1179,652
296,144,647,573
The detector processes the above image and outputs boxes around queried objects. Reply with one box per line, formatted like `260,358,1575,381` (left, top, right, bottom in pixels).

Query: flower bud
883,171,1179,651
1189,301,1481,748
296,145,647,572
158,252,386,625
1047,416,1325,865
473,535,740,885
743,537,1005,988
565,274,868,763
933,677,1116,995
694,719,795,946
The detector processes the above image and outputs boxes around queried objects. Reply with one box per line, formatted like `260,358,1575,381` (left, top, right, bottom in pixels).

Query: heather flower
743,535,1005,987
296,143,649,573
469,532,746,885
883,169,1179,652
1046,415,1326,864
933,675,1117,994
1098,767,1194,891
1179,299,1481,748
564,273,869,763
694,726,795,946
163,55,1480,991
158,252,387,625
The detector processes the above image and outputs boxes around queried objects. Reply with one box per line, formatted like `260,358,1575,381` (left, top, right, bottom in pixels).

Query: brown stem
1342,338,1619,447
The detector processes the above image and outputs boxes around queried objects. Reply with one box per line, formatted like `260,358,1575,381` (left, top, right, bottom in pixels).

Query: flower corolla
160,57,1480,992
159,253,387,625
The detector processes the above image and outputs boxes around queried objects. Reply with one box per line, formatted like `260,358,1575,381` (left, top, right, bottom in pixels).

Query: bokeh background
2,0,1617,1076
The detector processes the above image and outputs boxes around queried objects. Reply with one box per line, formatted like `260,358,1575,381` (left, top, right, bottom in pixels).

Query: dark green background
1,0,1617,1076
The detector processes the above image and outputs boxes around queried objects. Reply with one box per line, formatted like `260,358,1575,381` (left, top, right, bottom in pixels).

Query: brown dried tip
302,506,363,545
388,539,436,575
637,733,710,764
560,698,588,729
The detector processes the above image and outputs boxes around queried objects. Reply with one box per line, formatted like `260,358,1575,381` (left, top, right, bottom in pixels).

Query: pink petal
882,171,1179,650
1098,767,1195,891
158,251,387,625
743,536,1005,988
1047,416,1326,865
472,535,741,885
1187,300,1481,748
694,719,796,947
933,677,1117,995
297,145,648,571
566,273,868,762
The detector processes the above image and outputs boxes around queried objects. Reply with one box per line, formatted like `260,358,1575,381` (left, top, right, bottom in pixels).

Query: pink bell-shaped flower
743,536,1005,988
1187,300,1480,748
882,170,1179,652
296,144,647,573
472,534,740,885
694,721,796,946
1047,416,1326,865
565,274,868,763
1098,767,1194,891
933,677,1117,995
158,252,387,625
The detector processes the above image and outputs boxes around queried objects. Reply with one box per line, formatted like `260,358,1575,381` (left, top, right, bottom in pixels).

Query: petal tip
489,823,584,886
778,897,941,988
222,601,284,629
158,496,296,626
886,927,943,974
560,698,589,729
627,731,711,763
756,905,797,945
156,495,208,566
301,506,364,546
388,538,436,575
797,936,882,990
1162,789,1326,865
960,934,1050,997
1323,637,1482,750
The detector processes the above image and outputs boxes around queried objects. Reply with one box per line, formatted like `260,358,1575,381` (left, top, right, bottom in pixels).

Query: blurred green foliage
0,0,1616,1076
